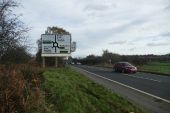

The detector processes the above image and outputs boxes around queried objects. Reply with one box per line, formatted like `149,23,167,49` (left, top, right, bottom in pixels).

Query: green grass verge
43,67,148,113
139,61,170,75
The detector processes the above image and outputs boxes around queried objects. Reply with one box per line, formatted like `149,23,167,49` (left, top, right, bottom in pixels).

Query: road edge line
74,66,170,104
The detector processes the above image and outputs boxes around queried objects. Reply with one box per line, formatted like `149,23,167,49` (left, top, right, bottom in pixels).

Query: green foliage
46,26,70,35
43,67,148,113
76,50,170,66
0,46,31,64
35,49,42,64
102,50,119,63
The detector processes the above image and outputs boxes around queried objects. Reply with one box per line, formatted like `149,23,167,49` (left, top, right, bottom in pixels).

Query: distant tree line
72,50,170,66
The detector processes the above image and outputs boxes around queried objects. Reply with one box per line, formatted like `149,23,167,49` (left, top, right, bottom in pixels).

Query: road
72,65,170,113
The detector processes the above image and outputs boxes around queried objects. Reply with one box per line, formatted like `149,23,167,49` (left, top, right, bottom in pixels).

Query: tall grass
43,67,149,113
0,64,45,113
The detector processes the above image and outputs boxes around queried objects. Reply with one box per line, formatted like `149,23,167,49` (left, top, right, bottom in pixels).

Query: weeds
0,64,45,113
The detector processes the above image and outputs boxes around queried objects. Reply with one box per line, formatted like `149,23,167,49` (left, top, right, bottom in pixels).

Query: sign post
42,57,45,68
55,57,58,67
41,34,71,67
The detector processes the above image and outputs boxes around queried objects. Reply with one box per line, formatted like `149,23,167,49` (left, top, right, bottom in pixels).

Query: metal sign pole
55,57,58,67
42,57,45,68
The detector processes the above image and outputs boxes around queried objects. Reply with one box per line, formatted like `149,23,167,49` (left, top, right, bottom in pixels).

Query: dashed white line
85,66,111,71
85,65,161,82
123,74,161,82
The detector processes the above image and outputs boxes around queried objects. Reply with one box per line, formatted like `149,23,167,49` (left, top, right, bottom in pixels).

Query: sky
16,0,170,57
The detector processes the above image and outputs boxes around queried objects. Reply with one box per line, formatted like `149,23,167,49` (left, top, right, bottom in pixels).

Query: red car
113,62,137,73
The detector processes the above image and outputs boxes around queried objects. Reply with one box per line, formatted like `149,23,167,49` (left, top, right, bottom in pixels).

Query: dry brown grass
0,64,45,113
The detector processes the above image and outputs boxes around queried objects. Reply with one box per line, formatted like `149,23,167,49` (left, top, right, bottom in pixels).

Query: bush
0,46,31,64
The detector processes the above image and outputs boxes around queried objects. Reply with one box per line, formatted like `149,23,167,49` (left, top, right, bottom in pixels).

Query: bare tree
0,0,28,59
45,26,70,35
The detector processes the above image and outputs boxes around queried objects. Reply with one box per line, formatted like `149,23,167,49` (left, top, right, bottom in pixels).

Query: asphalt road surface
72,65,170,113
75,65,170,101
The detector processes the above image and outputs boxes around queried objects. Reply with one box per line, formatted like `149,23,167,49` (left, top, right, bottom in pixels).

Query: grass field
139,61,170,75
43,67,148,113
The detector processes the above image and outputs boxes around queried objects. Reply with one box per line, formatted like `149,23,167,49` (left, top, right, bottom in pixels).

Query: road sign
41,34,71,57
71,42,76,52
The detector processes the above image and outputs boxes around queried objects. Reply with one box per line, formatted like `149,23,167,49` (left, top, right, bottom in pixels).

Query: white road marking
86,66,161,82
90,65,162,83
85,66,111,71
74,66,170,104
123,74,161,83
138,72,164,77
123,74,129,75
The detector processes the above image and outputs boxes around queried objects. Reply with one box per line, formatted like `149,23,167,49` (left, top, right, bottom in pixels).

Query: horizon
72,51,170,58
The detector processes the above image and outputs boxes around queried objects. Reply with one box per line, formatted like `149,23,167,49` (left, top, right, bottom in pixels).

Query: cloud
164,5,170,11
131,31,170,43
15,0,170,56
104,18,148,40
84,4,109,11
160,32,170,37
130,47,136,51
147,42,170,46
109,40,126,45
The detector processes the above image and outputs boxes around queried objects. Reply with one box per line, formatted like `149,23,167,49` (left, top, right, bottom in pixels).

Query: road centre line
87,65,161,83
86,66,111,71
123,74,161,83
74,66,170,104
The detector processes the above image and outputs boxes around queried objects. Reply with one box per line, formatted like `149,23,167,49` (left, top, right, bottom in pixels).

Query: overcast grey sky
16,0,170,57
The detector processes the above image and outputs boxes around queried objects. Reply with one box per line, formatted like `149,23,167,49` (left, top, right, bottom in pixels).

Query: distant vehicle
113,62,137,73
